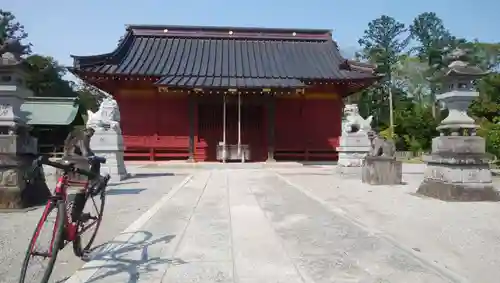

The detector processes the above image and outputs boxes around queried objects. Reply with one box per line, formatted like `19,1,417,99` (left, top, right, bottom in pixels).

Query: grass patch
401,157,424,164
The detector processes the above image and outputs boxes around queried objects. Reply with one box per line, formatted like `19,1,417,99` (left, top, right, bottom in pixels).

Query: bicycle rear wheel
19,200,65,283
73,184,106,257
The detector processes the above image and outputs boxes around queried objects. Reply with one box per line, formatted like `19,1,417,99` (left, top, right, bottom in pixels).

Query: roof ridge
126,24,332,34
127,25,332,41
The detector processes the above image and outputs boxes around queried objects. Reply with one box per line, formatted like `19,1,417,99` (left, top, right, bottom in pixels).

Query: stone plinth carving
361,131,402,185
336,104,373,171
87,95,128,181
0,38,48,208
417,49,498,201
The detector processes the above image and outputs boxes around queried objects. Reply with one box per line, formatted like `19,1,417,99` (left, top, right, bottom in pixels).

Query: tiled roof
71,25,376,88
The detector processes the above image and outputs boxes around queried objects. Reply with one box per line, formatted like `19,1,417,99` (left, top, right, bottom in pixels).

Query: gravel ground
0,165,190,283
275,165,500,283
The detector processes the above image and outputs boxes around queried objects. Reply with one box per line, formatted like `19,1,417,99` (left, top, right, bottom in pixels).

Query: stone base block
418,162,498,201
335,165,362,175
0,155,50,209
337,153,367,167
362,157,402,185
424,163,492,183
432,135,485,154
0,188,22,209
417,180,499,201
338,132,371,148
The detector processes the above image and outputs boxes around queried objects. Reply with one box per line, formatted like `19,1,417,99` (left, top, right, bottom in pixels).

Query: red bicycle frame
28,174,91,257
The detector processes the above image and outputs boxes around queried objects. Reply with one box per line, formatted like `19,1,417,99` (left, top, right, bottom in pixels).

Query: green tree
358,15,410,76
409,12,459,117
75,84,103,113
357,15,410,129
393,102,438,152
25,55,76,97
0,9,31,54
392,55,432,107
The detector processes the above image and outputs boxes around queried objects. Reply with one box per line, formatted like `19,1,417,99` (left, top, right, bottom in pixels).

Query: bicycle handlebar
33,156,99,179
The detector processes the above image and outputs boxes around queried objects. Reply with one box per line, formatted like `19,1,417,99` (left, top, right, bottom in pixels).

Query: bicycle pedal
81,250,92,261
80,213,92,222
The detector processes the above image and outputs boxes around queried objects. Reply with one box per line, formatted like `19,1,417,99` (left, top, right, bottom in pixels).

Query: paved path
65,169,458,283
275,167,500,283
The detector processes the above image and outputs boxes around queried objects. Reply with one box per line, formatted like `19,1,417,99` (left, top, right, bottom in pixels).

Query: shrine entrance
197,95,266,162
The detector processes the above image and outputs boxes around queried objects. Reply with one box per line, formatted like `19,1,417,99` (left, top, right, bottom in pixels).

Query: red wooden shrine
70,25,378,162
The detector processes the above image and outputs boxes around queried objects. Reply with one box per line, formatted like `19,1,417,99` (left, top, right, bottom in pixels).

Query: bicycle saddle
88,155,107,165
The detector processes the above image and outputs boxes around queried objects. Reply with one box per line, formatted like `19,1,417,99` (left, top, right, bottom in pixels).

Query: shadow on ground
73,231,185,283
107,181,140,187
106,188,147,196
130,173,176,180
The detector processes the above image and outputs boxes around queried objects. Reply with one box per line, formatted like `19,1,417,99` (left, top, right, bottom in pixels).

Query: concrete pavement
65,168,459,283
275,167,500,283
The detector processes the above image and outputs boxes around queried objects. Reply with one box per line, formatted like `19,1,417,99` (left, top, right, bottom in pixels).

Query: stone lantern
0,39,41,208
417,49,498,201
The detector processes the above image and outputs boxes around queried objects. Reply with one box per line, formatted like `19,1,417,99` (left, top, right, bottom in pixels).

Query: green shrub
477,120,500,159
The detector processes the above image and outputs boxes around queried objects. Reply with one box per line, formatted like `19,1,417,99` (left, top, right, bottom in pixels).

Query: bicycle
19,155,111,283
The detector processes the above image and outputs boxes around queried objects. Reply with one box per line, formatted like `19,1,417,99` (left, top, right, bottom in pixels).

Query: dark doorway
197,96,265,161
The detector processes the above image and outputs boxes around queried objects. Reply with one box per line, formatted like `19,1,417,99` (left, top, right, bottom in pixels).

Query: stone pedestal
417,136,498,201
90,129,128,182
362,156,402,185
0,135,46,208
337,132,371,167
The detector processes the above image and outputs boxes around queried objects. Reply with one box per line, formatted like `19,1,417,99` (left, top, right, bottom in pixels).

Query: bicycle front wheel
73,185,106,257
19,200,65,283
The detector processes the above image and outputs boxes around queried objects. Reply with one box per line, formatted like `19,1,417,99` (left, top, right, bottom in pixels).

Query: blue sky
3,0,499,71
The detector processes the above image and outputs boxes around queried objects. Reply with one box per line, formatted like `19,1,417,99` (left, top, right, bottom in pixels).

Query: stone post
187,93,195,162
88,96,129,182
0,51,42,208
417,50,498,201
266,95,276,162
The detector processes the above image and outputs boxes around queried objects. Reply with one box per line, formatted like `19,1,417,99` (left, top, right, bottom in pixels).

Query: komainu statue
367,130,396,158
362,130,402,185
343,104,373,133
86,96,121,132
63,128,95,158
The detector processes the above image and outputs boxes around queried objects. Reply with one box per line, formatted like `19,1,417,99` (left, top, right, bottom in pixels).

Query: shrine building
70,25,379,162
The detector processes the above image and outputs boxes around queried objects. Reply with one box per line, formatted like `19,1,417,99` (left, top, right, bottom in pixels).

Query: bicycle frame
28,173,93,256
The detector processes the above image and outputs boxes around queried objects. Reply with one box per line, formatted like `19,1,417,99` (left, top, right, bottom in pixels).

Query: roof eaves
339,59,377,74
70,30,134,68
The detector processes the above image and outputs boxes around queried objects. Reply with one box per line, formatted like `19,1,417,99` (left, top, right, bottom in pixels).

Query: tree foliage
357,15,412,131
355,12,500,158
358,15,410,76
75,84,103,113
25,55,76,97
1,10,98,113
0,9,32,54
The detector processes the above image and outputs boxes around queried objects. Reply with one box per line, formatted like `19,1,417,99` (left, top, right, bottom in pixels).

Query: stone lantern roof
443,49,488,78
